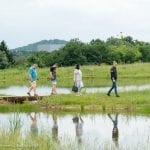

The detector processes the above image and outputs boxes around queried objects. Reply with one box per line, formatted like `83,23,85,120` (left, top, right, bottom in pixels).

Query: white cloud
0,0,150,48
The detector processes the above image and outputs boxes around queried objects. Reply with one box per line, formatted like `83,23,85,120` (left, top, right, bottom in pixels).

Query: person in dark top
52,113,59,142
107,61,120,97
108,113,119,148
50,64,57,94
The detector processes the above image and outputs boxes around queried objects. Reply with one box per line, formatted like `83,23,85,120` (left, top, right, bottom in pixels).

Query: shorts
30,81,37,87
51,80,57,85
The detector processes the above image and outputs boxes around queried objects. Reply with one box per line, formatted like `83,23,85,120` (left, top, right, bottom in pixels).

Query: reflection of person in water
108,113,119,147
52,113,58,142
72,116,84,144
29,113,38,136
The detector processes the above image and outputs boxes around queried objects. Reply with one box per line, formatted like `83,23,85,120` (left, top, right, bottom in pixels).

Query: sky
0,0,150,49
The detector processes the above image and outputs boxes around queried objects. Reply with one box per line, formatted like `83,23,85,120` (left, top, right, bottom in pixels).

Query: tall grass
9,112,22,133
0,129,149,150
0,63,150,87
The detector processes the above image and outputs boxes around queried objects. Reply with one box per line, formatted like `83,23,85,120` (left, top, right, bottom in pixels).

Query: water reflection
29,112,38,136
108,113,119,148
72,115,84,144
0,113,149,149
52,113,59,142
9,113,22,133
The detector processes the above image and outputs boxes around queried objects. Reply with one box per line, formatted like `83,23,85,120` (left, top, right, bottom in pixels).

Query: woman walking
50,64,57,94
73,64,84,96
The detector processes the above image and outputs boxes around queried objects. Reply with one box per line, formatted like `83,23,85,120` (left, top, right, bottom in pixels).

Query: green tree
139,44,150,62
59,39,87,66
85,39,107,64
0,41,14,64
0,51,9,69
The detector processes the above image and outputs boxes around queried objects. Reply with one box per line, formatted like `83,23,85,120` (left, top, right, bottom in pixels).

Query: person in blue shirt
27,64,38,96
29,112,38,136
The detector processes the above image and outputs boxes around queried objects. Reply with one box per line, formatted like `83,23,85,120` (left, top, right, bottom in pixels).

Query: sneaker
116,95,120,97
107,93,110,96
27,92,31,96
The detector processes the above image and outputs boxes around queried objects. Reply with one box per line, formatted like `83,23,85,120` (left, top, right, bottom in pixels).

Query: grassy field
39,90,150,114
0,63,150,87
0,90,149,114
0,63,150,114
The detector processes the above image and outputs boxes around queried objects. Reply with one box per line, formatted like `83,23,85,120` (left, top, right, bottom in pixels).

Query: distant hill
11,39,68,52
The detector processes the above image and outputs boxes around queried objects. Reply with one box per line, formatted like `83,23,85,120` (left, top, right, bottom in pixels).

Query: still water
0,84,150,96
0,112,150,150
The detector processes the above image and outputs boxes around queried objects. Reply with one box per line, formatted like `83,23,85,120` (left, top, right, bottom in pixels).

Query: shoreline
0,90,149,114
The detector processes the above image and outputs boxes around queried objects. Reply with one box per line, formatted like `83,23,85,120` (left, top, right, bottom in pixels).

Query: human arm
28,68,33,81
79,116,84,124
111,67,116,82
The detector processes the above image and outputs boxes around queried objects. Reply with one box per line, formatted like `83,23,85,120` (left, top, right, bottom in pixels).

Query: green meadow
0,63,150,114
0,90,149,114
0,63,150,87
0,62,150,150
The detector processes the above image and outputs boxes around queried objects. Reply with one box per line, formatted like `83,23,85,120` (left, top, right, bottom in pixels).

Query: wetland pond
0,112,150,150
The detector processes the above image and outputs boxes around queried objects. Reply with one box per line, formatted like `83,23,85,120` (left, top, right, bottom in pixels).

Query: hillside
11,39,68,52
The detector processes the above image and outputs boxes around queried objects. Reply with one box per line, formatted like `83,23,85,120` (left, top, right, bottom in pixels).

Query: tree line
0,41,14,69
1,36,150,69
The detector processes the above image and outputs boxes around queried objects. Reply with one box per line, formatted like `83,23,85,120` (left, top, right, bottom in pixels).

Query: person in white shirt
72,116,84,144
73,64,84,96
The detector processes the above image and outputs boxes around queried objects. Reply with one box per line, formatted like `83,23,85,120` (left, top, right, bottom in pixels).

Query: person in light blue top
27,64,38,96
29,65,37,81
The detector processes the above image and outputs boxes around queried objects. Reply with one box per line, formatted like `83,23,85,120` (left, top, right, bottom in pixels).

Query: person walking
29,112,38,136
107,61,120,97
27,64,38,96
73,64,84,96
108,113,119,148
52,113,59,142
72,115,84,144
50,64,57,94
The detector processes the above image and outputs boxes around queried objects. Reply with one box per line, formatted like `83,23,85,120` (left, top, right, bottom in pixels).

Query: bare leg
51,84,57,94
54,85,57,94
27,81,34,96
31,81,38,96
33,86,37,96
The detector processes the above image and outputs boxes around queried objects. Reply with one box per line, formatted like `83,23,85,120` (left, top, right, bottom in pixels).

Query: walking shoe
107,93,110,96
27,92,31,96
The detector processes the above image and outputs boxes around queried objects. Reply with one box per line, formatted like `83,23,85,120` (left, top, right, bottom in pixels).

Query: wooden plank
0,96,45,104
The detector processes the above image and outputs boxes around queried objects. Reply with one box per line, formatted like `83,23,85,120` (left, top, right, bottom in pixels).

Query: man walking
27,64,38,96
107,61,120,97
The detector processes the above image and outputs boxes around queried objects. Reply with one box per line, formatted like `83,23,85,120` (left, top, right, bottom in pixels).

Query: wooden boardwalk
0,95,45,104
